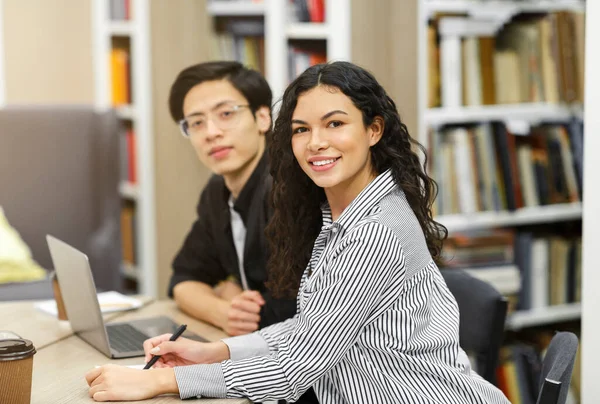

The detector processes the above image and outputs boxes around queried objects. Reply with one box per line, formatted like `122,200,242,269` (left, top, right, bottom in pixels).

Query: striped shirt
174,169,510,404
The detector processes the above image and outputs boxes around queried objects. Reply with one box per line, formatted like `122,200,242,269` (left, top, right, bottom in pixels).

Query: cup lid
0,339,36,361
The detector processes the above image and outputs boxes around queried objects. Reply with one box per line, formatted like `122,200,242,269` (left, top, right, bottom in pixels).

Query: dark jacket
168,154,294,328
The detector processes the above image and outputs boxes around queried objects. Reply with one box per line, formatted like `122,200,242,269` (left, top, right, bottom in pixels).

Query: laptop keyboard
106,323,149,353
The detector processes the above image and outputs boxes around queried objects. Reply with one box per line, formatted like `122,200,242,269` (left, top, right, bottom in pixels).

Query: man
167,61,293,336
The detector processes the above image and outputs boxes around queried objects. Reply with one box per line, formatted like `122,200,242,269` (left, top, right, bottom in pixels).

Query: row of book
428,120,583,216
441,229,582,311
109,0,131,21
210,33,265,75
119,129,137,184
428,11,585,107
442,230,520,296
288,45,327,82
110,47,131,106
290,0,325,23
120,204,137,267
210,19,265,74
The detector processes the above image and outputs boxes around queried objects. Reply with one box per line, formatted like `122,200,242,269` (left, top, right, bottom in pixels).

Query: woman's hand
142,334,230,368
85,364,177,402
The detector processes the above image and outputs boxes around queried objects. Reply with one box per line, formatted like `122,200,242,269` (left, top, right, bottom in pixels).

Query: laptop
46,234,206,358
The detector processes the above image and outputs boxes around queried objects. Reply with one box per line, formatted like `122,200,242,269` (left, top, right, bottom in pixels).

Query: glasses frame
178,104,251,138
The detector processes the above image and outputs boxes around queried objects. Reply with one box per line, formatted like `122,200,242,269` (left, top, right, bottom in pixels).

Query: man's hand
223,290,265,336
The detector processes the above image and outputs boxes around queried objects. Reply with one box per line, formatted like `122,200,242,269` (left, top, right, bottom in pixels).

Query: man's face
182,79,270,176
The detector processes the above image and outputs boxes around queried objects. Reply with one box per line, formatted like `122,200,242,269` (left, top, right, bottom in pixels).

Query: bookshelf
207,0,359,101
92,0,155,296
419,0,585,319
419,1,587,400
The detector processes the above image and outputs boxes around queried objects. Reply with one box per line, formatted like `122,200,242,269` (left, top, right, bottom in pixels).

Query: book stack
210,18,265,74
429,121,583,216
428,10,585,108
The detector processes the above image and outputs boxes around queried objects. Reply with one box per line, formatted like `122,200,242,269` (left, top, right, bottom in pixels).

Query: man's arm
172,281,231,331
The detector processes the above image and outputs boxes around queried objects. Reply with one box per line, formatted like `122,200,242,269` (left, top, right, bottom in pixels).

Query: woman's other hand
142,334,230,368
85,364,177,401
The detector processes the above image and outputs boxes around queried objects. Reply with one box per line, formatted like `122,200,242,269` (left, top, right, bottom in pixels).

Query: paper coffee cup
0,339,37,404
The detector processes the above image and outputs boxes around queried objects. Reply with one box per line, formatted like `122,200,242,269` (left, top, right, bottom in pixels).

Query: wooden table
0,299,249,403
0,295,153,349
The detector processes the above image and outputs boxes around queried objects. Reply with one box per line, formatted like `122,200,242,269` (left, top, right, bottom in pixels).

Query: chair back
0,106,123,293
441,269,508,384
537,332,579,404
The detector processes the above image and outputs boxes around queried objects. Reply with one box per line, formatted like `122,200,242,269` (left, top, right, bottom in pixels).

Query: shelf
424,0,585,19
437,202,582,233
207,0,265,16
426,103,583,127
119,181,138,200
107,21,134,36
121,263,138,281
286,23,329,40
116,105,135,120
506,303,581,330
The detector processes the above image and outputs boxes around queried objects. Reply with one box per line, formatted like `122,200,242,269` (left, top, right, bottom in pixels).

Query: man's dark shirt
168,154,293,328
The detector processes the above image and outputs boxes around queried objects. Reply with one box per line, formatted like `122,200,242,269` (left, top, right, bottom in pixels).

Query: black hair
168,61,272,122
266,61,447,298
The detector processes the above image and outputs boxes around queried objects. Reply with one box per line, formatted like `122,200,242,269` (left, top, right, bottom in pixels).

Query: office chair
441,269,508,385
0,106,123,297
536,332,579,404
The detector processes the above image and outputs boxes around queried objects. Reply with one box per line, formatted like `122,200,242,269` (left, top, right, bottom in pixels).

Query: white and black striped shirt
174,170,510,404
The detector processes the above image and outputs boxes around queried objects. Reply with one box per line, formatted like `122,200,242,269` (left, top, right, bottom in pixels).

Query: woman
86,61,510,404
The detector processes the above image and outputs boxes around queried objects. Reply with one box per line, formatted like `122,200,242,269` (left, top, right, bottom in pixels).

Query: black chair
536,332,579,404
441,269,508,385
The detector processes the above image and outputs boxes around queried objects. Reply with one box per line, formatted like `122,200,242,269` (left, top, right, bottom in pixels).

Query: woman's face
291,85,383,199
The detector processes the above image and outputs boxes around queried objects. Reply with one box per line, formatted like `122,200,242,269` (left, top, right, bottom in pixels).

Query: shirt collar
321,169,396,230
226,153,269,222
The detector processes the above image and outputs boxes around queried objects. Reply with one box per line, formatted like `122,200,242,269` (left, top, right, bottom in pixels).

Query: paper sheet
35,291,143,317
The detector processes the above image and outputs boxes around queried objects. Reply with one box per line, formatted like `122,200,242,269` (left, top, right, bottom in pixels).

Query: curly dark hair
266,61,447,298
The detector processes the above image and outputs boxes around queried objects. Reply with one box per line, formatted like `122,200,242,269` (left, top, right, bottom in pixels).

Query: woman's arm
176,223,406,402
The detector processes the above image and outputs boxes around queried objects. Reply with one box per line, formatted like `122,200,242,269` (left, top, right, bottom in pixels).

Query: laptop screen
46,235,112,357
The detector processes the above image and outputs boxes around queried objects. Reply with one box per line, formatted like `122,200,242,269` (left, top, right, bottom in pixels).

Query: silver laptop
46,234,205,359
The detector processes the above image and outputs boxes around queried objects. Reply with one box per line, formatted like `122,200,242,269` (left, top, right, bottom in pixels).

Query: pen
143,324,187,370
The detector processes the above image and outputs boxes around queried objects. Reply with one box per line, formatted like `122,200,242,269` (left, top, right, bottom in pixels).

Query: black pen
143,324,187,369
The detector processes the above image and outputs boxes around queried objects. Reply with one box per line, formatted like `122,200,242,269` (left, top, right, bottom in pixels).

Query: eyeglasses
178,104,250,138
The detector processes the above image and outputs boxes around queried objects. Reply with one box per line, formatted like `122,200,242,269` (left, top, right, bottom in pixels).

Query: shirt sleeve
258,316,298,351
174,222,406,402
168,184,228,297
222,332,270,361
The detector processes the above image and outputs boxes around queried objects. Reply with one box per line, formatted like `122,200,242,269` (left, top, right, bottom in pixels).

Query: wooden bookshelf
418,0,586,324
207,0,413,127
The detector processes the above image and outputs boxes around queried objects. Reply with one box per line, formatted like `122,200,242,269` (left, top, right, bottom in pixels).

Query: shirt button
331,226,338,233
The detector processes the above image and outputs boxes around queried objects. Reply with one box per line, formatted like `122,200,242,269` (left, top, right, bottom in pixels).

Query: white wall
581,1,599,402
0,0,5,107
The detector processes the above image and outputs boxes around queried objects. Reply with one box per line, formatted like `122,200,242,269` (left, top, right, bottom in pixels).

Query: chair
440,269,508,385
536,332,579,404
0,106,123,298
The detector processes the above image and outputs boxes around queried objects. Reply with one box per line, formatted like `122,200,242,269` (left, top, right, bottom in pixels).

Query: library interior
0,0,599,403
